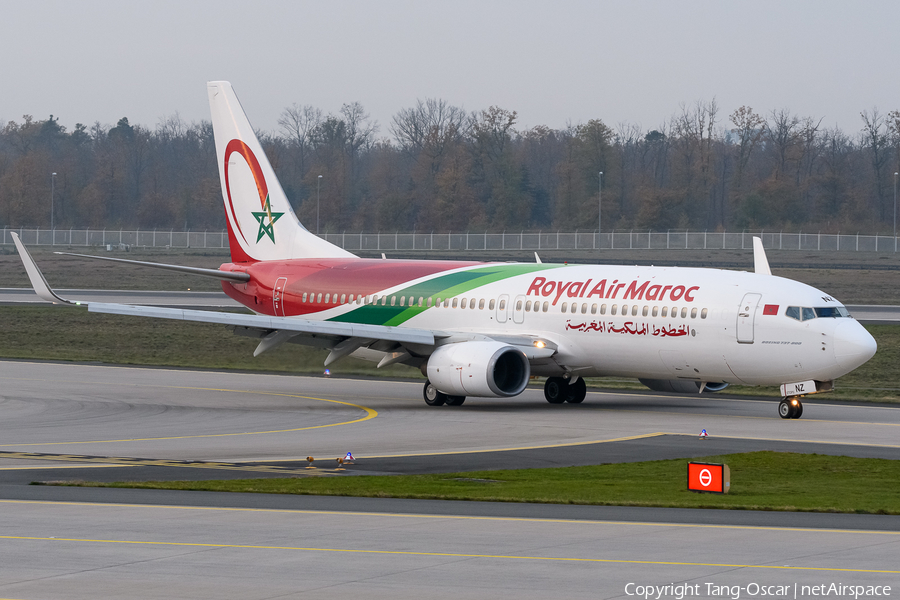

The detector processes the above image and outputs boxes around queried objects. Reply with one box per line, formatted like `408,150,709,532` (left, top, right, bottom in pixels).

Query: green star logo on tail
252,195,284,243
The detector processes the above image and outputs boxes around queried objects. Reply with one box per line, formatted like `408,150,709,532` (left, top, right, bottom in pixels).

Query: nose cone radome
833,321,877,372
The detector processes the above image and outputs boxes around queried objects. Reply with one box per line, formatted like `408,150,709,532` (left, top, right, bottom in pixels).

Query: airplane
11,81,877,419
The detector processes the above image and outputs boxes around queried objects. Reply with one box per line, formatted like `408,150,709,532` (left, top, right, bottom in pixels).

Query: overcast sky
2,0,898,138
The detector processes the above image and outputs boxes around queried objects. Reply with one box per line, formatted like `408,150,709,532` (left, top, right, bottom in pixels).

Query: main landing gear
544,377,587,404
423,380,465,407
778,397,803,419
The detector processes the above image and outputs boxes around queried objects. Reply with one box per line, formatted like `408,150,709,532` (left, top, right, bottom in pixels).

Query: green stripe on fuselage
328,263,565,327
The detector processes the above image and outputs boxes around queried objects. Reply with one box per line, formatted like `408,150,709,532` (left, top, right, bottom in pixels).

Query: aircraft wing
87,302,436,346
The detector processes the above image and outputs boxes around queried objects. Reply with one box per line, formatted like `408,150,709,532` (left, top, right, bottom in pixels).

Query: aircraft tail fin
207,81,353,262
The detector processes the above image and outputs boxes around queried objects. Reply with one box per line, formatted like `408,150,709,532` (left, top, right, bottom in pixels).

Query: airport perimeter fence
3,227,900,253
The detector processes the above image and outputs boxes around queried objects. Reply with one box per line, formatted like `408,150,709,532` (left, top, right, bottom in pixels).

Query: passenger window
499,299,506,310
600,304,607,315
691,307,697,319
672,306,677,317
452,298,459,308
661,306,667,317
611,304,617,315
543,301,549,312
489,299,496,310
317,293,323,303
325,293,330,303
302,292,308,302
581,303,588,314
436,297,442,306
621,304,628,315
427,297,432,308
516,300,523,310
381,296,387,306
802,307,816,321
400,296,405,307
591,304,597,315
525,300,532,311
652,306,658,317
701,308,708,319
642,306,648,317
561,302,568,312
632,305,638,316
389,296,395,306
479,299,485,310
418,297,424,307
572,303,578,313
681,307,687,318
341,294,346,304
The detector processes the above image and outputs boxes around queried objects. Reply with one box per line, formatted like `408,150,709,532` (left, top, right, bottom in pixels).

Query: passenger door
736,292,761,343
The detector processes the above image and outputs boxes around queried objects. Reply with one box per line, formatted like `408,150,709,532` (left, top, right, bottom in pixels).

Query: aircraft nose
833,321,877,372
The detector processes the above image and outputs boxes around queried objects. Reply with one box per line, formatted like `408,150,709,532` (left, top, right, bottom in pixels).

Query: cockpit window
786,305,850,321
815,306,850,318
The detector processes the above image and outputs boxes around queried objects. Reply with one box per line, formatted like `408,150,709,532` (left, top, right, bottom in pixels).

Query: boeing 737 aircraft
12,81,877,418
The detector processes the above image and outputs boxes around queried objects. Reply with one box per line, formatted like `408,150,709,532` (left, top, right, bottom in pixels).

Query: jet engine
638,379,729,394
426,341,530,397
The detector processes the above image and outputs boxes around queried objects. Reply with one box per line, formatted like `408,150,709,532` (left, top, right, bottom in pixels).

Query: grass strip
75,452,900,515
1,307,899,400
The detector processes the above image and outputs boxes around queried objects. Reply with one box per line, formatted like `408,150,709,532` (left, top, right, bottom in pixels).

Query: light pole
598,171,603,249
317,175,322,235
50,172,57,245
894,172,898,252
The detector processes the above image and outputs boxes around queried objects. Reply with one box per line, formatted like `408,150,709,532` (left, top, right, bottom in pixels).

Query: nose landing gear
778,397,803,419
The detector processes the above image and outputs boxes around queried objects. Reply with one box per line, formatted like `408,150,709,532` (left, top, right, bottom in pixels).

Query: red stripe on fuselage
219,257,483,316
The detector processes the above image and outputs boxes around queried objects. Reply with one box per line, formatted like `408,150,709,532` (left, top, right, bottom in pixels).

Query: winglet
534,252,542,264
752,236,771,276
11,233,78,305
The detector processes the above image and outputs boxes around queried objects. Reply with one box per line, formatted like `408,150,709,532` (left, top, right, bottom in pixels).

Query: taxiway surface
1,360,898,598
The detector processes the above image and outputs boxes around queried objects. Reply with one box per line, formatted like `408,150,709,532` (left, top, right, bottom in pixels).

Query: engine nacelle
427,341,530,397
639,379,728,394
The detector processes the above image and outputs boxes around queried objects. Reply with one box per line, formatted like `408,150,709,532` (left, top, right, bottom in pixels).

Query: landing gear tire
565,378,587,403
544,377,567,404
445,395,466,406
778,400,791,419
424,381,447,407
778,398,803,419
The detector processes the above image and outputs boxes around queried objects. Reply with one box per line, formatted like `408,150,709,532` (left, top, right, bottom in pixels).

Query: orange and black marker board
687,462,730,494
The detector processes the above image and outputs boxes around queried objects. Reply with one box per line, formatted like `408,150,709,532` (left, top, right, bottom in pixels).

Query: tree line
2,99,899,233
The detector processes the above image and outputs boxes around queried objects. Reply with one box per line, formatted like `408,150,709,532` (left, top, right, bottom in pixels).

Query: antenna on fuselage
753,236,771,276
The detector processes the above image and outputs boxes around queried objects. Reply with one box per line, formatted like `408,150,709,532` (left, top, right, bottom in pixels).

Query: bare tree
767,109,802,180
278,103,322,176
860,108,890,220
391,98,467,154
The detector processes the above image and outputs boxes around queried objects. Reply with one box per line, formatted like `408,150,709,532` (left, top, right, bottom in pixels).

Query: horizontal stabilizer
55,252,250,283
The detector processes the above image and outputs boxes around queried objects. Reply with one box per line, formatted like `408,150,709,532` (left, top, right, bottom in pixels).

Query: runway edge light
687,461,730,494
